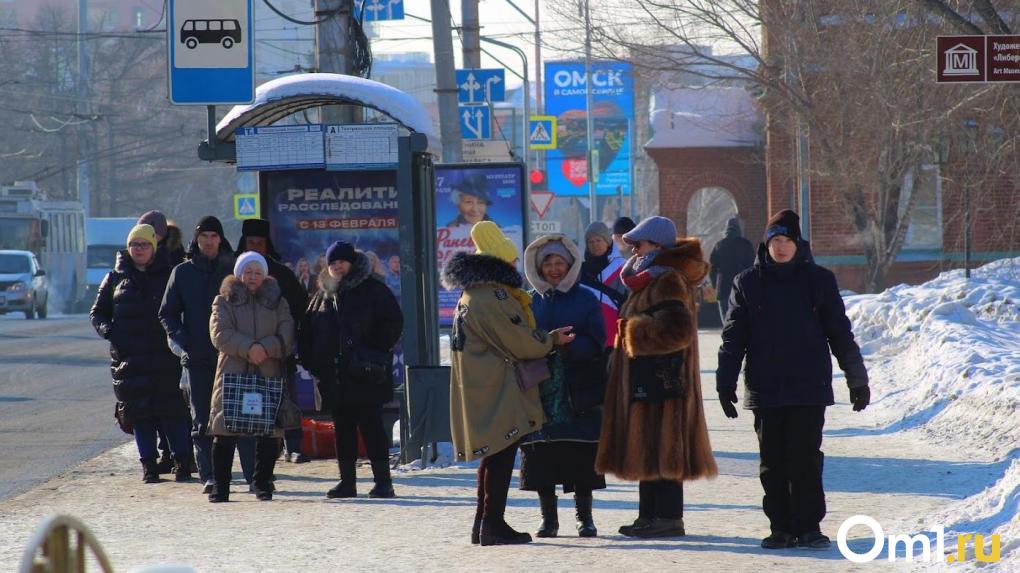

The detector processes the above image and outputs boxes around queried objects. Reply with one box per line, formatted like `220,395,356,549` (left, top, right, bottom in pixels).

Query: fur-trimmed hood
651,238,710,285
219,275,282,309
441,251,523,291
317,250,373,295
113,248,169,275
523,234,583,294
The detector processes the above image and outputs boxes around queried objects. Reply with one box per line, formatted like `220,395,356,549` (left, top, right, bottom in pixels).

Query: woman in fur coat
595,216,718,538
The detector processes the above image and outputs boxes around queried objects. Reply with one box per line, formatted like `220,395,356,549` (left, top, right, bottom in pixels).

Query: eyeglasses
128,242,152,249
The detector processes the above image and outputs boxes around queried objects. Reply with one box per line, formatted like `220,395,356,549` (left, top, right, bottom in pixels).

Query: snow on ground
843,257,1020,571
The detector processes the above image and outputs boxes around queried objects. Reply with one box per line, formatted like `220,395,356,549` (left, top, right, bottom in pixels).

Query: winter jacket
208,275,294,437
158,244,234,369
522,235,606,443
596,239,719,482
716,242,869,409
90,251,188,424
443,252,553,462
297,251,403,408
580,242,627,347
709,232,756,308
297,272,318,296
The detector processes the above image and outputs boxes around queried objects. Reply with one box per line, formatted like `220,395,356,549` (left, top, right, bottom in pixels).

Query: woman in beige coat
208,252,294,502
443,221,575,546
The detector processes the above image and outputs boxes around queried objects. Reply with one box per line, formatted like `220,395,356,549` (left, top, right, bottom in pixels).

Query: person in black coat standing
91,224,191,483
297,241,404,499
235,218,310,463
709,217,755,322
159,216,235,492
715,209,871,551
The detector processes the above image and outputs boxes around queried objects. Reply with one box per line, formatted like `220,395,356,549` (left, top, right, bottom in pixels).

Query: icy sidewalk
0,330,995,572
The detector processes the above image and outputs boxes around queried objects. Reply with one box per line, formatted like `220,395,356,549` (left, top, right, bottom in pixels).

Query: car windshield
87,245,121,269
0,253,31,274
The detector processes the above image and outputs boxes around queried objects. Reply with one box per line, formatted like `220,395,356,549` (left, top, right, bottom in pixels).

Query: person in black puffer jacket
297,241,403,499
709,217,755,322
91,224,191,483
715,209,871,551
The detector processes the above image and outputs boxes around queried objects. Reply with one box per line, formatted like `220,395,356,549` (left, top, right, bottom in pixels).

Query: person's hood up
523,234,583,294
318,250,373,295
753,239,815,269
113,248,169,275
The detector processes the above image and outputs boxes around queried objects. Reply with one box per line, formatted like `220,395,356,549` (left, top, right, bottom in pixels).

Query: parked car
0,250,48,319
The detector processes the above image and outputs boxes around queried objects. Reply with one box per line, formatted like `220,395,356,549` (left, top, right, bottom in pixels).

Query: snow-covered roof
216,73,440,156
645,86,762,149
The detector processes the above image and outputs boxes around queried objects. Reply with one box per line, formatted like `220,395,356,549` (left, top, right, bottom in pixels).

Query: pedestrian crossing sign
529,116,557,150
234,193,259,220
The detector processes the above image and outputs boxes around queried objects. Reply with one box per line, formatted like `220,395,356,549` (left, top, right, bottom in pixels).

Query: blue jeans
134,416,191,461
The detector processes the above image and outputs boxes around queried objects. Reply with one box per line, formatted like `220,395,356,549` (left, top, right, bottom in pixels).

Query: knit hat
126,224,157,249
326,240,356,265
234,251,268,278
584,221,612,246
137,211,168,239
471,221,518,264
194,215,225,238
612,216,637,236
765,209,801,244
536,240,575,268
622,216,677,248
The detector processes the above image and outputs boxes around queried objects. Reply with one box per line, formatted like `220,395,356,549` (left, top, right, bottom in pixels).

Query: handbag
539,352,573,425
628,299,688,403
114,402,133,435
222,366,285,435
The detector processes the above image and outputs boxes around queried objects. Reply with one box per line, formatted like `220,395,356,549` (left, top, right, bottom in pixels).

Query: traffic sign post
168,0,255,104
456,69,506,104
234,193,259,220
459,104,491,140
530,191,555,218
528,116,557,150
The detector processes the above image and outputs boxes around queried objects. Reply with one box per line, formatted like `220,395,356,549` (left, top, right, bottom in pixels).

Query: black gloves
849,385,870,412
719,389,739,419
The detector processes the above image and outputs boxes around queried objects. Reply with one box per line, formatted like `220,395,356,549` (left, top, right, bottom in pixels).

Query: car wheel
24,302,35,320
186,37,198,49
221,37,234,49
37,299,47,319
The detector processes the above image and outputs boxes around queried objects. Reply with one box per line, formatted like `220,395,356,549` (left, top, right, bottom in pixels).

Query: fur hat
471,221,518,264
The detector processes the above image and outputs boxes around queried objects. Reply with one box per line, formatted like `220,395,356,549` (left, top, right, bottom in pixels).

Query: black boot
327,460,358,499
173,455,193,483
368,458,395,498
574,494,597,537
140,457,160,484
208,484,229,503
480,521,532,546
155,451,174,475
536,494,559,538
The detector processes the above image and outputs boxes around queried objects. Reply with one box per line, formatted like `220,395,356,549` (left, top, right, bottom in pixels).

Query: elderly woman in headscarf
595,216,718,538
519,234,607,538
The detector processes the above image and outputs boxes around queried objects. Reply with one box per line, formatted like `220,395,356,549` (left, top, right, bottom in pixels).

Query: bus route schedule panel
167,0,255,105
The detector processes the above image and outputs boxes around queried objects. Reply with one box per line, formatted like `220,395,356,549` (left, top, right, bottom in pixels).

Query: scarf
508,286,536,328
620,250,671,291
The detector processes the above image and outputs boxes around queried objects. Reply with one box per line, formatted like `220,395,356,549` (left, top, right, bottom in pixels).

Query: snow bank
844,257,1020,568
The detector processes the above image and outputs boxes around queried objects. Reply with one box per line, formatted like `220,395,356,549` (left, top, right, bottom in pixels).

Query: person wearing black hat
715,209,871,551
447,176,494,227
235,218,310,464
611,216,636,259
297,240,404,499
709,217,756,322
159,215,236,494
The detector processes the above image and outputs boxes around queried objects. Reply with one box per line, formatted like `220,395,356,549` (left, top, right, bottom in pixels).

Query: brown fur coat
595,239,719,482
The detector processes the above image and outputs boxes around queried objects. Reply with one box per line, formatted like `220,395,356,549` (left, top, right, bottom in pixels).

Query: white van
84,218,137,305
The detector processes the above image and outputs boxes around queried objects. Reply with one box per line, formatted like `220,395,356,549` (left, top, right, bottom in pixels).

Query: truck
0,181,86,313
84,217,137,306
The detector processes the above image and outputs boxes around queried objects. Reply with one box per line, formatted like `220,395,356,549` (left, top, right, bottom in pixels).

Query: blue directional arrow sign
456,68,505,103
357,0,404,21
459,104,491,140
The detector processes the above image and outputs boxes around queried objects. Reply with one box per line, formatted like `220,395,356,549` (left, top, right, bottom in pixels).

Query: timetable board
325,123,400,170
236,124,325,171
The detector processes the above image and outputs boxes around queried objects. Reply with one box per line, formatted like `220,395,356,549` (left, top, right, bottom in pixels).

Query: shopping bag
222,371,284,435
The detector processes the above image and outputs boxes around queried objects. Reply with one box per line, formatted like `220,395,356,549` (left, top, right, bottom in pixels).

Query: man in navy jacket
716,209,871,551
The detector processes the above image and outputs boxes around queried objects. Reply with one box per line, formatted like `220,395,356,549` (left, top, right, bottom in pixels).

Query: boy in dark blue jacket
716,209,871,550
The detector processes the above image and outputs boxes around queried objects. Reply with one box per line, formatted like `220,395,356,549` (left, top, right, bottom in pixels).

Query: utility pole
462,0,481,68
583,0,596,223
77,0,90,215
316,0,357,123
431,0,463,162
534,0,542,114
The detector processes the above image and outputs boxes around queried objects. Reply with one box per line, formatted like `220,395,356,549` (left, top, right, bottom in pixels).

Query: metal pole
207,106,217,151
796,121,810,241
430,0,463,162
964,184,971,278
462,0,481,68
77,0,90,215
583,0,596,224
479,36,529,199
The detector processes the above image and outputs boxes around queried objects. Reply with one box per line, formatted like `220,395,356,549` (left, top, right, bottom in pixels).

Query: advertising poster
544,60,634,197
435,164,527,326
261,169,405,385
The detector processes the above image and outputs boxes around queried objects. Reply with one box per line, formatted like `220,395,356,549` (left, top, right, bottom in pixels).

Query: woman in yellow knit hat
443,221,576,546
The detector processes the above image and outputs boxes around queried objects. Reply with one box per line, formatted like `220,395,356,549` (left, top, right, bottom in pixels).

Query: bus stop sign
168,0,255,105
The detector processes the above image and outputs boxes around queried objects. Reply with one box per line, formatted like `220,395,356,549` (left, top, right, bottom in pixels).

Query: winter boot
574,494,597,537
536,494,559,538
479,520,532,546
173,455,193,482
619,517,652,536
630,517,686,538
368,458,395,499
140,457,160,484
208,484,229,503
155,451,174,475
326,460,358,499
761,531,797,549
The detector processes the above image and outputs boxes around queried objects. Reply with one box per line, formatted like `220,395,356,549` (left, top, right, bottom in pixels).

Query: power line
262,0,341,25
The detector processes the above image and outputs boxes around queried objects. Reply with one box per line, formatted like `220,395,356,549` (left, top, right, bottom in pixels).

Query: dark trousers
133,416,190,461
284,427,303,455
638,480,684,519
753,405,827,536
212,435,278,490
330,404,389,462
475,442,519,525
537,484,593,497
186,365,215,483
